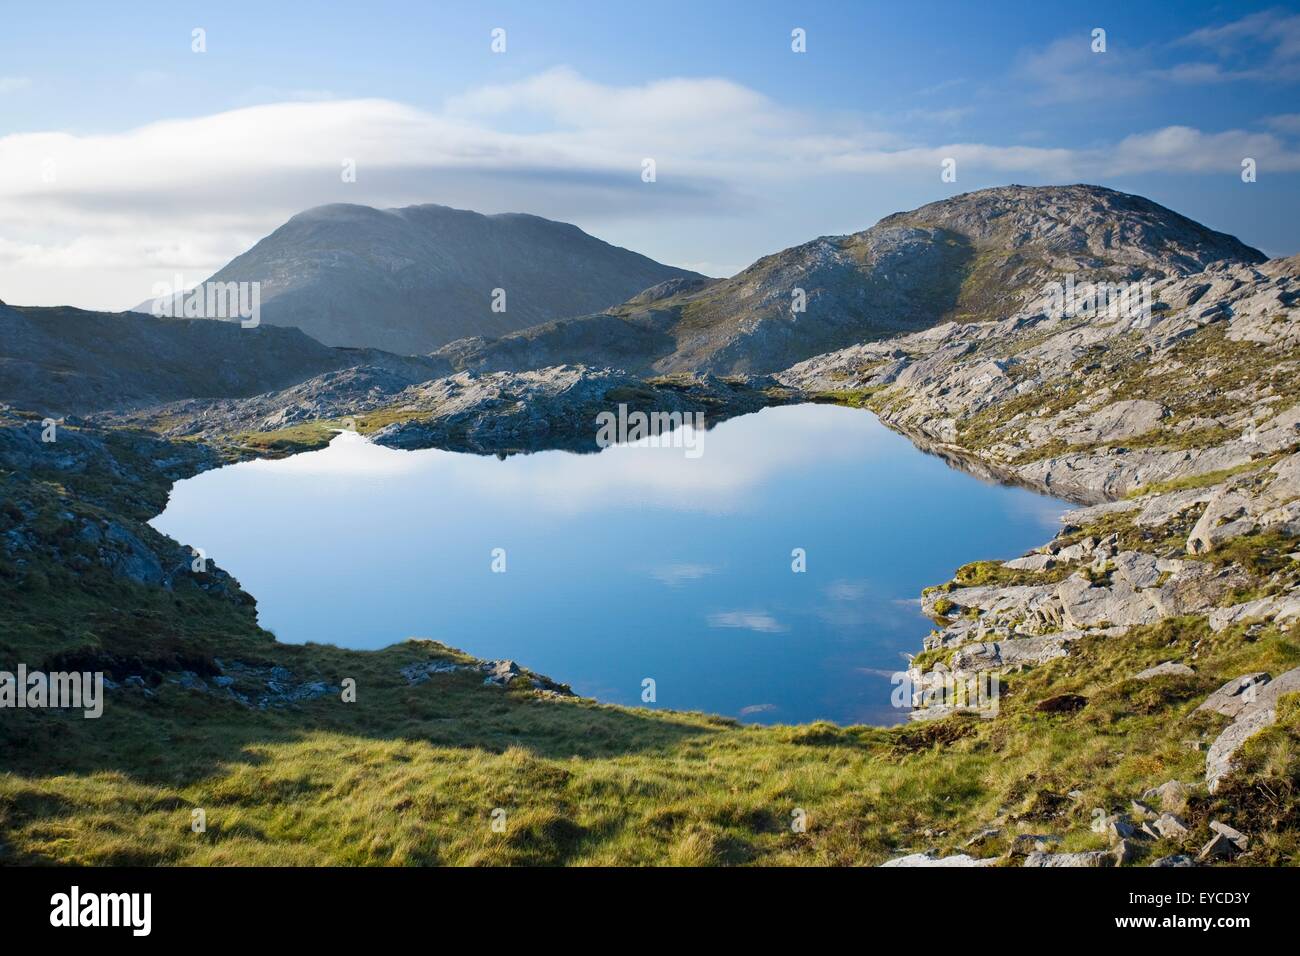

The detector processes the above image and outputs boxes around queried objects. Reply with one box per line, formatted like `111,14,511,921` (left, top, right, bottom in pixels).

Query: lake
150,403,1065,725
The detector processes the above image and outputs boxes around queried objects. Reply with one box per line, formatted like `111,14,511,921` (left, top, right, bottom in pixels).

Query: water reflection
152,404,1064,725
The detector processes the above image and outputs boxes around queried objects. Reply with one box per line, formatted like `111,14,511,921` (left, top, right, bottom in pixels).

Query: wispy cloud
1177,8,1300,81
1266,113,1300,134
650,563,718,587
1020,11,1300,105
707,610,786,634
0,76,31,94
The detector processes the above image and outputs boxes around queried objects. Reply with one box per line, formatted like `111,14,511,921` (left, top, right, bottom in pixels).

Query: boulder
1111,551,1163,589
1142,780,1191,813
880,852,998,867
1187,490,1256,554
1002,554,1057,572
1056,573,1161,629
1194,673,1270,718
1196,832,1240,862
1152,813,1189,840
1205,666,1300,792
1129,799,1156,821
1022,850,1113,867
1208,820,1249,851
1009,833,1060,855
1134,661,1195,680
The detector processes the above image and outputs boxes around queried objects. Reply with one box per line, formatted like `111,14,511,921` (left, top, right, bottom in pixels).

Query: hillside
439,185,1265,376
1,191,1297,867
136,203,702,355
0,303,450,416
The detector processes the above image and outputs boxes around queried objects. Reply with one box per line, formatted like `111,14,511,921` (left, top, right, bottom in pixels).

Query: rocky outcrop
399,655,572,695
782,256,1300,504
1204,667,1300,793
828,245,1300,753
438,185,1264,377
109,365,795,456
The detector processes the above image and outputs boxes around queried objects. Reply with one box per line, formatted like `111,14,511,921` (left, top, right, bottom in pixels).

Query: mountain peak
169,203,700,354
437,184,1267,377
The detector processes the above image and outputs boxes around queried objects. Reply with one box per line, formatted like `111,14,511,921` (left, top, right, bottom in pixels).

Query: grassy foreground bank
1,413,1297,866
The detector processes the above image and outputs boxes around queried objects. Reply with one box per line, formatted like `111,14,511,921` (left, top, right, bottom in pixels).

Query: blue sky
2,0,1299,309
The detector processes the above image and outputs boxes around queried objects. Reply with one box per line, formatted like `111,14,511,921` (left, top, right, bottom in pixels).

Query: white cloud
1,67,1295,310
1105,126,1298,175
0,76,31,94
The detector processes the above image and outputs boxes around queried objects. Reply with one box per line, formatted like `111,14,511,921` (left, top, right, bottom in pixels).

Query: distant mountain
135,203,702,355
0,304,448,415
437,185,1267,375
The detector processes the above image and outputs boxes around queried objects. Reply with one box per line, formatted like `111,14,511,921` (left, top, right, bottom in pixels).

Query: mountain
0,303,449,415
437,185,1267,376
136,203,703,355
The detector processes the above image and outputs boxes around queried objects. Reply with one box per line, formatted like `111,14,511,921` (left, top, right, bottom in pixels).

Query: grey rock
1099,813,1138,842
1194,673,1270,718
1187,491,1256,554
1002,553,1057,572
1196,832,1241,862
1152,813,1190,840
1059,399,1166,445
1111,551,1163,590
1205,666,1300,792
1023,850,1114,867
1129,799,1156,821
1142,780,1191,813
1134,661,1195,680
1208,596,1300,632
1208,820,1249,851
482,659,522,687
964,827,1002,848
880,851,998,867
1009,833,1061,855
1112,838,1138,865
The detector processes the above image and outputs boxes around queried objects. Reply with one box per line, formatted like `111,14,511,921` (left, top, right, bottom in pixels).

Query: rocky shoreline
784,254,1300,865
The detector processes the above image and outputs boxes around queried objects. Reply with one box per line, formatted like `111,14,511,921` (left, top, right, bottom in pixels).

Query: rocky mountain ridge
436,185,1265,376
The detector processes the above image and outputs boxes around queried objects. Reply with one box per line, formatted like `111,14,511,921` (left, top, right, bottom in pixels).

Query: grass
1125,455,1284,499
810,388,882,410
3,609,1296,866
5,444,1299,867
2,386,1298,865
225,408,437,459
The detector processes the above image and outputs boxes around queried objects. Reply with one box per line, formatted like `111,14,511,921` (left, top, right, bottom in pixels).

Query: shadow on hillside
0,655,722,785
0,663,725,863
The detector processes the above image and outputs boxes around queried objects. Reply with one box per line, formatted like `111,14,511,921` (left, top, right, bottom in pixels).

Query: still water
151,404,1065,725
